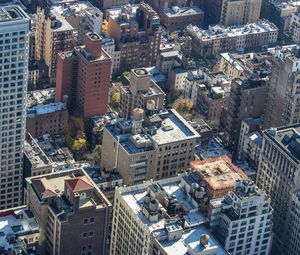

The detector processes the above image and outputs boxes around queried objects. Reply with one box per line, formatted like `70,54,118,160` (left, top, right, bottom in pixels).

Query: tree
93,145,102,165
172,98,193,114
71,138,88,154
110,92,121,110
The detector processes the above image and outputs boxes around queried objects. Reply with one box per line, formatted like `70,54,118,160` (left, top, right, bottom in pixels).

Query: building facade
212,180,273,255
25,168,112,255
56,32,112,119
0,5,30,209
256,124,300,254
263,45,300,129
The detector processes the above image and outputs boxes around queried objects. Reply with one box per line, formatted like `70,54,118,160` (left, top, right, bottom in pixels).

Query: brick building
56,32,112,119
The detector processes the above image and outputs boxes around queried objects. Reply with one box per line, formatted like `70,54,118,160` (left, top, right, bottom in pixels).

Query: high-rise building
223,77,268,151
35,6,76,83
0,5,30,209
56,32,112,119
210,180,273,255
25,168,112,255
264,45,300,129
256,124,300,254
35,2,103,83
107,3,161,71
220,0,262,26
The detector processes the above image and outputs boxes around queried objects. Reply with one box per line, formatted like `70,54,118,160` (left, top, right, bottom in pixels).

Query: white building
0,5,30,209
101,35,120,74
212,180,273,255
110,175,228,255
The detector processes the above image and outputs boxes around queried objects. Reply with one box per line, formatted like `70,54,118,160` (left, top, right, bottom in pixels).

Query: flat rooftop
187,20,277,41
24,137,52,170
0,207,39,252
0,5,29,22
154,225,227,255
151,109,200,145
27,88,55,108
265,124,300,163
191,156,248,191
162,6,203,17
120,176,207,232
27,102,66,117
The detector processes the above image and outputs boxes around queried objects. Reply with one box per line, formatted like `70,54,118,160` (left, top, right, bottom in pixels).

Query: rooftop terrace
191,156,248,192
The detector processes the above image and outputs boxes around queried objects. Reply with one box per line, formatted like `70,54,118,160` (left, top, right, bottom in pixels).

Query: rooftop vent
200,234,209,246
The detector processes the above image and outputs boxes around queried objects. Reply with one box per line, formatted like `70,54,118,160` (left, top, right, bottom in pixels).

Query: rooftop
27,102,66,117
191,156,248,192
265,124,300,163
154,225,227,255
0,207,39,252
28,169,110,215
27,88,55,108
34,134,76,171
118,175,227,254
162,6,204,17
24,134,52,170
187,20,277,41
106,109,199,154
195,137,230,159
0,5,29,23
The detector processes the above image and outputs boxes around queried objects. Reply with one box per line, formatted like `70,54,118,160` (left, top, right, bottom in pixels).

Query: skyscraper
256,124,300,254
0,5,30,209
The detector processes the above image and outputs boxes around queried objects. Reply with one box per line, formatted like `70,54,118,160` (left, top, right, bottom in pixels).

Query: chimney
84,32,102,58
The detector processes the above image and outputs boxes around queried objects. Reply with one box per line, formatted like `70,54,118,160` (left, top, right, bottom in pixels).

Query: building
266,1,300,37
101,108,200,185
160,6,204,32
190,156,248,198
88,112,118,145
218,51,273,80
107,3,161,71
89,0,128,10
289,12,300,43
35,2,103,82
264,45,300,129
32,134,76,172
256,124,300,254
56,32,112,119
184,69,230,127
35,6,76,82
156,50,181,75
24,168,112,255
223,77,268,151
0,5,30,209
119,68,165,119
24,133,53,179
101,34,121,74
167,66,188,91
26,102,69,138
237,117,262,163
187,20,278,59
110,175,228,255
209,180,273,255
200,0,223,26
287,190,300,255
220,0,262,26
0,206,40,254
